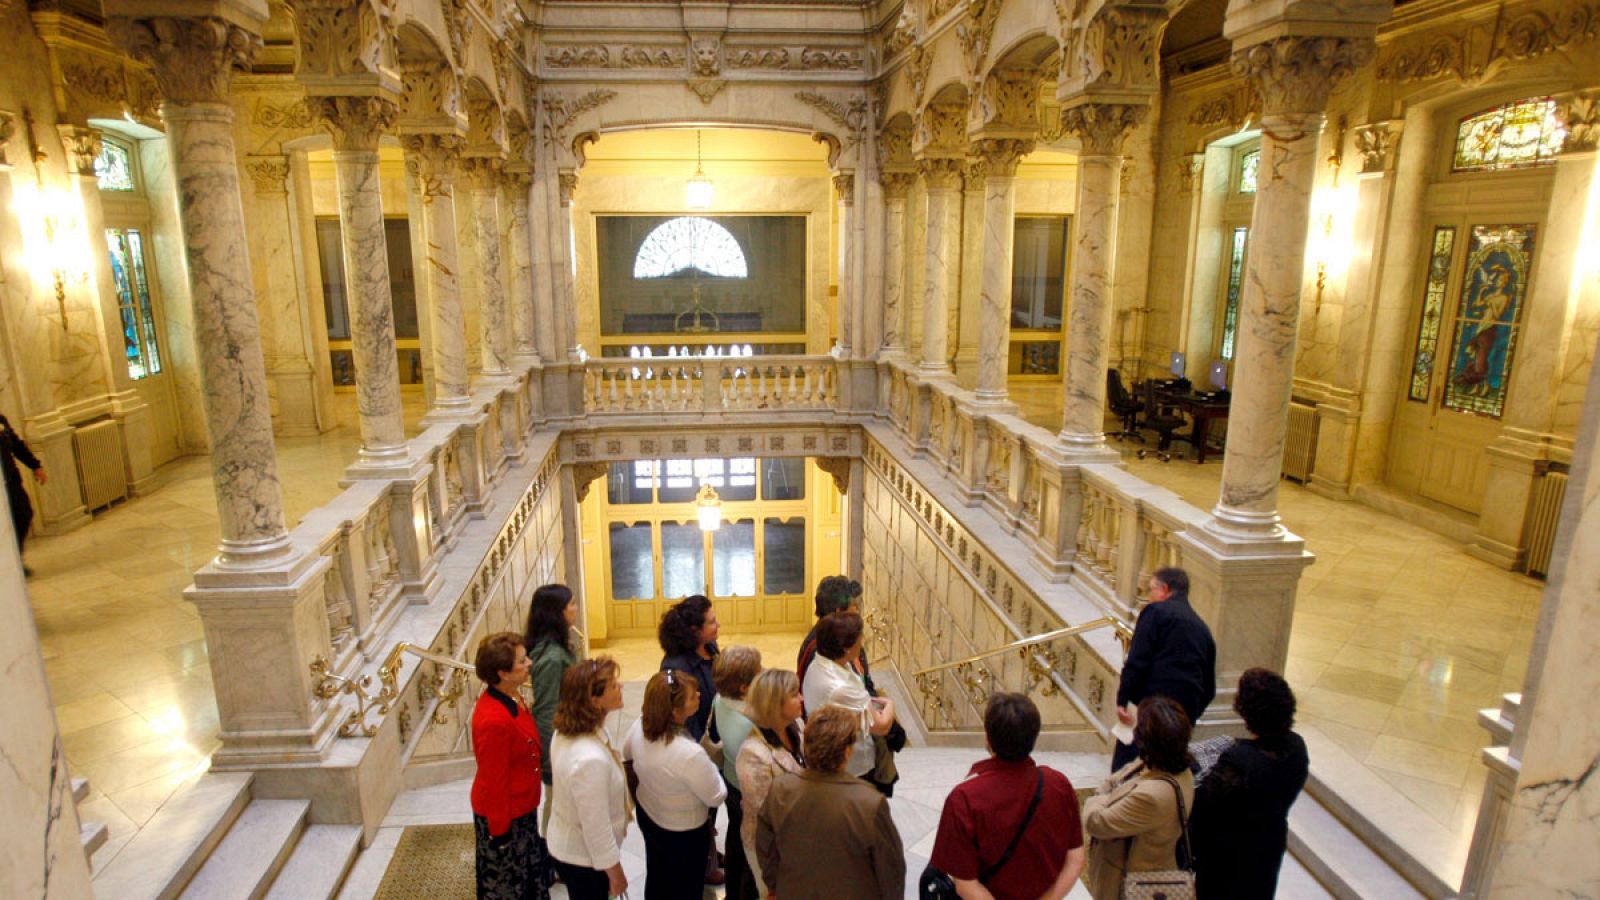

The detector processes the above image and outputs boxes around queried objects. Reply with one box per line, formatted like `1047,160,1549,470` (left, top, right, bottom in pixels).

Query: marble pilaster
970,140,1030,407
528,165,558,363
1058,104,1145,459
404,134,471,414
463,157,511,379
918,160,962,374
504,169,537,363
106,14,293,567
1209,36,1374,539
245,152,324,437
317,96,412,472
861,175,885,358
834,172,855,355
955,161,985,384
557,171,582,361
881,173,914,355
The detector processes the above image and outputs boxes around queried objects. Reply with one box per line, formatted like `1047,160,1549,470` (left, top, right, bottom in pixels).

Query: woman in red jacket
471,632,552,899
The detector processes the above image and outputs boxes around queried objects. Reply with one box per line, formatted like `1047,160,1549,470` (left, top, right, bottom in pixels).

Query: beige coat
756,769,905,900
1082,761,1195,900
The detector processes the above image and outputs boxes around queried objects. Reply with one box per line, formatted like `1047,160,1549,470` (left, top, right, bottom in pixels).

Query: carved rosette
245,155,291,194
1060,103,1147,156
557,171,579,206
1230,36,1377,118
1353,122,1401,174
919,157,964,191
105,16,261,105
314,95,399,151
56,125,102,176
403,133,463,201
970,138,1032,179
1558,92,1600,154
832,172,855,204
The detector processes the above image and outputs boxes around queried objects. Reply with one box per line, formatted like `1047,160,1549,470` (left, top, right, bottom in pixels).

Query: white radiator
73,420,128,512
1525,469,1569,579
1282,402,1319,483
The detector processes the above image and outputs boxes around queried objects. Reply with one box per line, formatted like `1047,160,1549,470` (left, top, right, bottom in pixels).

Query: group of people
467,567,1309,900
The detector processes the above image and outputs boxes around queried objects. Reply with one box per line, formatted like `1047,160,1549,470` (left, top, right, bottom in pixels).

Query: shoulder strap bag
1119,776,1196,900
918,769,1045,899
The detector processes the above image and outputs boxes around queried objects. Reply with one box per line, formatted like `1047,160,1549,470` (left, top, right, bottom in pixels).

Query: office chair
1106,369,1145,442
1136,380,1192,463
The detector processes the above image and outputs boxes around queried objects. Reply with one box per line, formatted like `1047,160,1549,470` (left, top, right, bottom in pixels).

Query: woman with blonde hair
546,657,629,900
623,669,727,900
736,668,806,897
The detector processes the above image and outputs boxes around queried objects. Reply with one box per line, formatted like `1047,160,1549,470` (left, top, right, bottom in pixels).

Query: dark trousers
637,805,712,900
722,785,758,900
551,860,611,900
1112,739,1140,771
8,490,31,553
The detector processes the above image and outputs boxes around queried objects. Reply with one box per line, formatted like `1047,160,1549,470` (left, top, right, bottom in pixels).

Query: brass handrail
310,641,477,738
911,616,1134,679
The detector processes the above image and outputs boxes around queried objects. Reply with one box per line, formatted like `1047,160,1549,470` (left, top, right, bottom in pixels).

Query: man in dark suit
0,413,46,574
1112,567,1216,769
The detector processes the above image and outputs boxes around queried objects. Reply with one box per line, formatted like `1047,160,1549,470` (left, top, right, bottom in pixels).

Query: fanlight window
1452,97,1566,173
632,216,749,279
95,139,135,192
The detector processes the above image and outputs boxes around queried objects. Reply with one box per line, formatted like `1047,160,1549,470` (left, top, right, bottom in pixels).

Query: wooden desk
1154,388,1231,463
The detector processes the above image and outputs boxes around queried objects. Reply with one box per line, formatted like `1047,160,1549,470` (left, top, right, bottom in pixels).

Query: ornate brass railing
311,642,475,738
910,616,1134,716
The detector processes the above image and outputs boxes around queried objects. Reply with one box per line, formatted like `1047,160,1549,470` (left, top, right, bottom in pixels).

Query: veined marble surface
420,180,470,406
333,149,408,459
472,184,510,377
882,193,907,352
919,179,959,373
1061,154,1120,450
973,173,1017,403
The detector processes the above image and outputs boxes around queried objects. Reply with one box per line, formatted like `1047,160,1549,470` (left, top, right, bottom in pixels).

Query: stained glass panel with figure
1442,224,1537,418
1408,226,1457,402
95,140,135,192
1452,98,1565,173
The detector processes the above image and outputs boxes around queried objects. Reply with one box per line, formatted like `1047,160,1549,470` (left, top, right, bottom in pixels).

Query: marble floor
29,384,1540,884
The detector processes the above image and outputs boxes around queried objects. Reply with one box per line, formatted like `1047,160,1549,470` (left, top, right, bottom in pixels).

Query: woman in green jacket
525,583,581,785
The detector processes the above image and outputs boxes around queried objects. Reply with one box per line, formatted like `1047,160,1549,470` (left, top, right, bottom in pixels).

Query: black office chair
1106,369,1144,443
1136,380,1192,463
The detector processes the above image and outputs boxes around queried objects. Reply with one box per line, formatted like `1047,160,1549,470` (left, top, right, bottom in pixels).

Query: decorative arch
632,217,749,279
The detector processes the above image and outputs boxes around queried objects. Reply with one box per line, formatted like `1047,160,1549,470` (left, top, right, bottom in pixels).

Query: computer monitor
1169,351,1186,378
1209,360,1229,390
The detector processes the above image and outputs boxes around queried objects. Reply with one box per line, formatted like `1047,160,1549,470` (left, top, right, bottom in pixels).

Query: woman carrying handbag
1082,697,1197,900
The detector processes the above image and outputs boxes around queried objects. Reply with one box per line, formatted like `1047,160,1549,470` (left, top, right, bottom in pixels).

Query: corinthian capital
970,138,1033,179
56,125,102,176
969,68,1040,140
879,171,916,199
557,171,579,205
403,133,463,201
1060,103,1147,156
918,157,964,191
315,95,398,151
460,156,504,192
105,17,261,105
1230,37,1375,118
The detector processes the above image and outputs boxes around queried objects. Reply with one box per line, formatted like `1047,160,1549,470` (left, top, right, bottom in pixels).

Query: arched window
1452,96,1565,173
632,216,749,279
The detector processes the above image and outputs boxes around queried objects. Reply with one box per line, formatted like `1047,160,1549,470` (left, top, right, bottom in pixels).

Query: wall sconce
685,129,713,210
1309,116,1352,316
19,108,88,332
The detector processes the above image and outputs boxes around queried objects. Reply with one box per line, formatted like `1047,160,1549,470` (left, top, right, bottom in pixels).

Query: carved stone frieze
1353,121,1400,174
314,95,399,151
1057,3,1167,103
800,48,864,71
105,16,261,105
907,45,932,108
1059,102,1146,156
955,0,1002,77
1376,2,1599,84
969,67,1041,137
1558,92,1600,153
1231,36,1376,117
542,89,618,143
403,133,463,200
970,137,1032,178
244,155,290,194
60,57,130,116
620,46,686,69
545,45,610,69
1187,84,1259,130
724,46,791,70
254,99,316,130
55,125,101,176
796,90,869,141
912,100,966,159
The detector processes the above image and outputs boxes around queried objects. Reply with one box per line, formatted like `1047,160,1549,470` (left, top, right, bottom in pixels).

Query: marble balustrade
582,356,839,415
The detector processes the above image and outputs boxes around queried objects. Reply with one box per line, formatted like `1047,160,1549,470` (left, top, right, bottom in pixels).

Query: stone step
81,821,109,857
73,776,90,805
93,771,254,900
1288,790,1427,900
180,799,310,900
264,825,363,900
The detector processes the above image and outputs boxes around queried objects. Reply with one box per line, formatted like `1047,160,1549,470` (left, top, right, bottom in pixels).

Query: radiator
73,420,128,512
1525,470,1569,579
1282,402,1319,483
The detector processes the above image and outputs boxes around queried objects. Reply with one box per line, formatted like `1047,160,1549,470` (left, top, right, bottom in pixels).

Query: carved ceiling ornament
955,0,1002,78
55,125,102,176
1353,121,1400,174
906,45,931,108
542,89,619,144
314,94,399,150
403,132,464,201
291,0,398,87
796,90,870,143
1376,1,1599,84
969,67,1041,137
691,36,722,76
688,79,726,104
255,99,316,130
105,16,261,105
1231,36,1376,118
1187,83,1260,130
1058,3,1167,102
912,100,966,158
1558,91,1600,153
441,0,473,66
1059,101,1146,155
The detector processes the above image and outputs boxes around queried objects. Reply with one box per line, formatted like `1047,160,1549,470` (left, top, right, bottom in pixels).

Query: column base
1055,430,1121,465
966,391,1016,415
421,399,478,426
344,449,429,483
1202,503,1287,542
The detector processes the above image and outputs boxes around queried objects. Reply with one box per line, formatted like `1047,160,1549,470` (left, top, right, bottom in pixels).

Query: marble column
108,15,293,567
919,159,962,374
404,134,471,413
955,160,986,383
287,149,339,432
557,171,582,361
834,172,855,355
528,166,558,363
1479,323,1600,896
971,139,1031,407
317,95,411,471
881,173,914,355
1058,105,1145,456
1210,38,1372,538
462,157,510,379
860,175,885,358
504,169,537,363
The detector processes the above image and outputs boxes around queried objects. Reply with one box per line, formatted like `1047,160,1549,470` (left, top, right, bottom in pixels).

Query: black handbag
919,769,1045,900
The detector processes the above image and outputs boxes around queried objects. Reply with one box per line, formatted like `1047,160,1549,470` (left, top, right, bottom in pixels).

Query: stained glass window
1219,227,1248,360
105,228,163,379
95,139,135,192
1408,226,1457,403
632,216,749,279
1452,98,1566,173
1441,224,1537,418
1238,149,1260,194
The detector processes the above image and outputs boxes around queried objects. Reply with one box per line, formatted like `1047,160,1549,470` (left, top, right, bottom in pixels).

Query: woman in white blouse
736,668,806,898
623,668,728,900
547,657,631,900
801,611,895,790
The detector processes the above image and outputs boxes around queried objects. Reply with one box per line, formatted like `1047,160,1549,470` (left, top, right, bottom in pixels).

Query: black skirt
474,810,554,900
